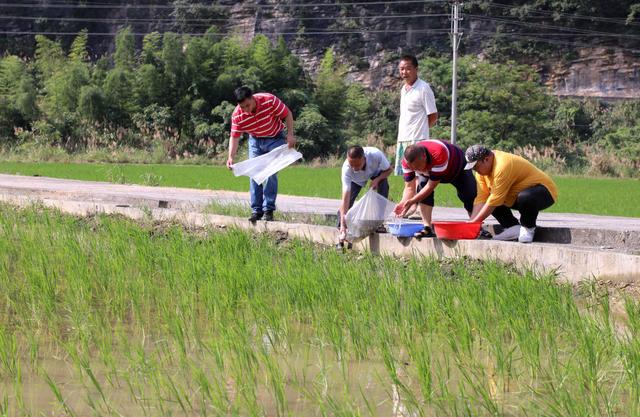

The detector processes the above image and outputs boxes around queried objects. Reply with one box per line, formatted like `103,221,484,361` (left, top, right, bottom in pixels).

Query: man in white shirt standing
338,145,393,244
395,54,438,175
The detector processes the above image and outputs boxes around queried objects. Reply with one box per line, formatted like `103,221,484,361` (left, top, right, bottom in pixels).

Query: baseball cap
464,144,491,170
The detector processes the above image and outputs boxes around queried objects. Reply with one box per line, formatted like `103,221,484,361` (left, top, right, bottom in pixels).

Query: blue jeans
248,131,286,214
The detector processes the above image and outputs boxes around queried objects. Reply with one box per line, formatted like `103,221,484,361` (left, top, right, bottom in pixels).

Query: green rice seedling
1,205,640,415
41,369,77,417
0,325,19,379
0,394,10,417
621,299,640,415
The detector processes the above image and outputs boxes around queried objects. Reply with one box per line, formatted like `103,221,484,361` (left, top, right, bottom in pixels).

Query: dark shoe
335,241,353,251
248,212,263,222
375,224,387,233
264,211,274,221
414,226,436,240
478,229,493,240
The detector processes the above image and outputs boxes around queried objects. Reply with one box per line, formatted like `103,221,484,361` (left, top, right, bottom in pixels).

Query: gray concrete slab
1,174,639,250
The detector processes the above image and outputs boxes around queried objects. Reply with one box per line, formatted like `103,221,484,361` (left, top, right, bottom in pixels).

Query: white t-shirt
341,147,391,192
397,78,438,143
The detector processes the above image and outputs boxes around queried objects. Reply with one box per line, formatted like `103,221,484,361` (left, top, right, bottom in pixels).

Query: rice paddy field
0,162,639,217
1,204,639,416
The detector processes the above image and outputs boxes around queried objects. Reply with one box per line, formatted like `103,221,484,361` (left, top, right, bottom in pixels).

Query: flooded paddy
0,206,639,416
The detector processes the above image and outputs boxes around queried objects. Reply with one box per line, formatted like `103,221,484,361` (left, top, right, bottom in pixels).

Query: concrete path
1,174,639,281
1,174,639,232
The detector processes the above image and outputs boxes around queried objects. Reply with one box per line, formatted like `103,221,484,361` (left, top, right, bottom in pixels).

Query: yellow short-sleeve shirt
474,150,558,207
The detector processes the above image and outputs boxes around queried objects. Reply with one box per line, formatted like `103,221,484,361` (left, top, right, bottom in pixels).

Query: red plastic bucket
432,221,482,240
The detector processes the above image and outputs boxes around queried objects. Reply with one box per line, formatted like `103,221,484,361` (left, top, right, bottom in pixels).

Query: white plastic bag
232,144,303,185
345,189,396,241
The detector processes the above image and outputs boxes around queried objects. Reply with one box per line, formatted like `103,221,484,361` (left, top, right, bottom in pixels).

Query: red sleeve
272,95,289,118
230,107,242,138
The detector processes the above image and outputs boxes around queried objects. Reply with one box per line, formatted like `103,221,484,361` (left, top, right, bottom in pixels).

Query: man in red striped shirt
226,86,296,222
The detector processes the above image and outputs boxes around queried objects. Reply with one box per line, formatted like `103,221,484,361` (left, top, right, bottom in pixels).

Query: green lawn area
0,161,638,217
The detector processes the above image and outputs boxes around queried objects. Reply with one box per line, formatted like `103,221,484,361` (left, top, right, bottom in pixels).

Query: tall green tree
0,56,38,139
43,61,90,117
103,68,136,125
141,32,163,66
34,35,65,82
77,85,107,122
419,56,552,149
114,27,136,71
250,35,277,91
314,48,348,123
69,29,89,63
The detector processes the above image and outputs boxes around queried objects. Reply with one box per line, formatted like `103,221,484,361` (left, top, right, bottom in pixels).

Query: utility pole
450,0,463,145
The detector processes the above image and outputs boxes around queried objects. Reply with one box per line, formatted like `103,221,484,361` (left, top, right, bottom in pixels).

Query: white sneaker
518,226,536,243
492,225,520,241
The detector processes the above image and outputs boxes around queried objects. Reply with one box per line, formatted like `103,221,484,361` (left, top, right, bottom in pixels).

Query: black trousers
416,168,477,214
492,184,555,229
337,176,390,228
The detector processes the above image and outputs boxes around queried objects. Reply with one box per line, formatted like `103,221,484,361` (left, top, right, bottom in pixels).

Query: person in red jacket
394,139,477,238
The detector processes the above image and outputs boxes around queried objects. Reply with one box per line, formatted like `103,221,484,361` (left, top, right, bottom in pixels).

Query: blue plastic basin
387,222,424,237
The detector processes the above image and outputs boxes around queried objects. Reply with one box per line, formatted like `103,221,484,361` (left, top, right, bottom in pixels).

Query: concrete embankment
1,174,639,282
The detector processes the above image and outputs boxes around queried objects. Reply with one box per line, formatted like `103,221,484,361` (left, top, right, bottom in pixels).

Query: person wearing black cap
465,144,558,243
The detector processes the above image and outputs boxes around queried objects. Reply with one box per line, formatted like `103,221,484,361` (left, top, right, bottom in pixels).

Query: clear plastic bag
345,189,396,242
232,144,303,185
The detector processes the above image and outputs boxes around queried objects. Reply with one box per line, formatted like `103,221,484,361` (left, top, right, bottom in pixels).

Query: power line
480,2,640,27
0,13,451,25
0,0,448,10
0,29,453,37
467,14,640,40
469,30,640,54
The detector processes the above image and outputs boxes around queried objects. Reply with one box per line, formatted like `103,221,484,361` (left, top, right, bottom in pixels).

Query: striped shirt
401,139,465,183
230,93,289,139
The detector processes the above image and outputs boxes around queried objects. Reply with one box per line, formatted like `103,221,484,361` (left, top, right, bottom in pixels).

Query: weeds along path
0,205,639,416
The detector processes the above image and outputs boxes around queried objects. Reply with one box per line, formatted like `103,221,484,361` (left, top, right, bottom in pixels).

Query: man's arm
393,178,417,215
226,135,240,169
404,178,440,211
370,167,393,189
339,189,351,234
469,203,495,223
428,112,438,128
284,112,296,148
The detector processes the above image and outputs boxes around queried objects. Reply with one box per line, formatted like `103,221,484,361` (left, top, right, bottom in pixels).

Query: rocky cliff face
226,4,640,99
544,48,640,99
3,0,639,99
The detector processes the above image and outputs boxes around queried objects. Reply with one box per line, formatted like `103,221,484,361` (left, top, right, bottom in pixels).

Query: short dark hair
404,145,431,165
400,54,418,68
347,145,364,159
234,86,253,103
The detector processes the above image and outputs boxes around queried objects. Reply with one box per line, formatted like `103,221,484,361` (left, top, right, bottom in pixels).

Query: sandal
414,226,436,240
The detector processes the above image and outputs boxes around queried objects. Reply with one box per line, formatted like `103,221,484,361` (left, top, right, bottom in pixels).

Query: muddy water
1,336,551,416
1,345,409,415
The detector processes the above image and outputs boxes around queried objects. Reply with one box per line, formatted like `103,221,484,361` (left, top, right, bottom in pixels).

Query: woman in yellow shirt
465,144,558,243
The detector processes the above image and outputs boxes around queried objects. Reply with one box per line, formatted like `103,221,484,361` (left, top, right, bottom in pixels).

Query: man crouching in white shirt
338,145,393,246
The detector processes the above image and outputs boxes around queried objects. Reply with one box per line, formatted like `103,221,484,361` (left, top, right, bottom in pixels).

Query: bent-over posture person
226,86,296,222
338,145,392,243
465,144,558,243
393,139,477,238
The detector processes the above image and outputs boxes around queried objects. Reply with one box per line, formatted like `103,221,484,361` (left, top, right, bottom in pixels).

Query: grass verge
1,162,639,218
